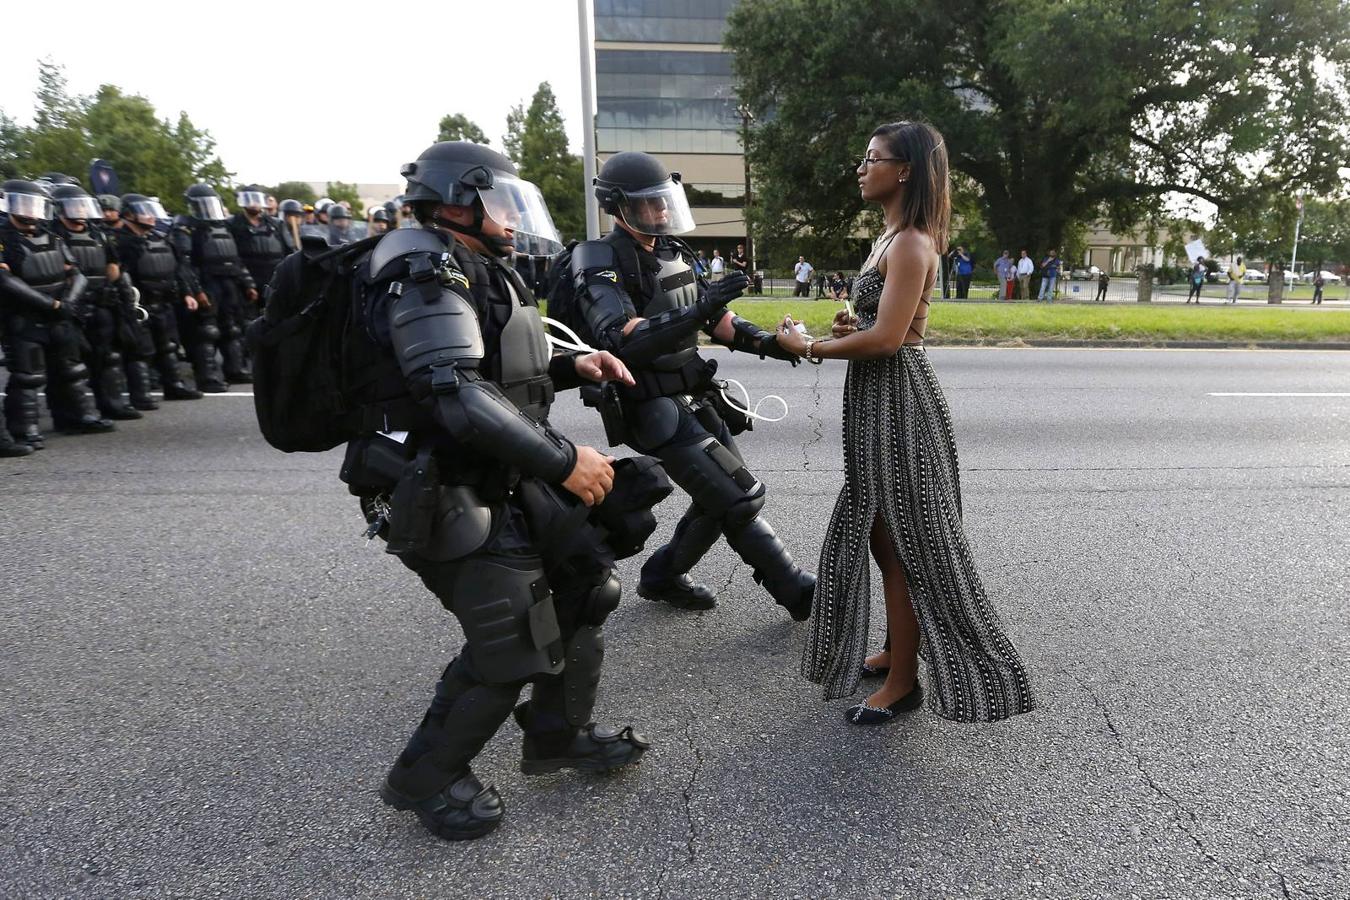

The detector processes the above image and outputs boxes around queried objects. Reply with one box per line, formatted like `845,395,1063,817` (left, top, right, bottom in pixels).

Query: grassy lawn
722,299,1350,343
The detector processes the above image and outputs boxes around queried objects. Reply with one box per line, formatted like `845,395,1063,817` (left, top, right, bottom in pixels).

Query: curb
925,338,1350,351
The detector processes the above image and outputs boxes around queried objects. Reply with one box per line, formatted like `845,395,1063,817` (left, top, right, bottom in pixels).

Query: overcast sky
0,0,588,186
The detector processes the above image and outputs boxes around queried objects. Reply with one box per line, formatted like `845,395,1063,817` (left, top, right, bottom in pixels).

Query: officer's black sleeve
384,254,577,483
548,352,587,391
168,241,201,296
0,268,60,315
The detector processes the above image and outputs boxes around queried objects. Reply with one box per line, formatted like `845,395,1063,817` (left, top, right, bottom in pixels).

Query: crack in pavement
800,365,824,471
1073,675,1290,896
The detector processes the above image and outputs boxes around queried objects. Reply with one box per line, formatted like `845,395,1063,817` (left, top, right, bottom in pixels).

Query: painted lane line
1207,392,1350,397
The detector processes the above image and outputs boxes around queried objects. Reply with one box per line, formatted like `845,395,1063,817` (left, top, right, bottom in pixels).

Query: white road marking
1207,392,1350,397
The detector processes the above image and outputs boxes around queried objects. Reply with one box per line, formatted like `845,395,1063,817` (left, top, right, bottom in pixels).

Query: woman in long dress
774,121,1034,725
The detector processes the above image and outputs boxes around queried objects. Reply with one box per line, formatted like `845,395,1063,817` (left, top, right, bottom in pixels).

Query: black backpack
246,234,382,453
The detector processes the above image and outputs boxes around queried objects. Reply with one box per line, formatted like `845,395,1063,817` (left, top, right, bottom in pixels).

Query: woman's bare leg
865,513,920,707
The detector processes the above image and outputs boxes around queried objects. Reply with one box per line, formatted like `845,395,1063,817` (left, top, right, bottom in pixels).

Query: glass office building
593,0,746,249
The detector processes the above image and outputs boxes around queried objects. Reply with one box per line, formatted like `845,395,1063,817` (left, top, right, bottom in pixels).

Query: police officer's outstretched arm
572,242,746,367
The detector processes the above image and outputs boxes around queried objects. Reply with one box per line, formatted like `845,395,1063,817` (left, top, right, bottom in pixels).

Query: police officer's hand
757,332,801,365
246,287,259,303
697,271,749,320
574,351,635,386
562,445,615,507
183,294,199,312
196,292,211,310
831,308,858,337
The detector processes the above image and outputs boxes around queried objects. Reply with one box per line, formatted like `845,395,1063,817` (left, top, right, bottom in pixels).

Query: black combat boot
125,361,159,410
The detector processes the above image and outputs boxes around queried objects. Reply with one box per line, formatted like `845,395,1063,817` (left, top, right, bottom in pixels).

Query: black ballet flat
845,682,924,726
859,661,890,679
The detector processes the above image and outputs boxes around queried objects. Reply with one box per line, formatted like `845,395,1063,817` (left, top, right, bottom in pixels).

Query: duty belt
620,357,715,401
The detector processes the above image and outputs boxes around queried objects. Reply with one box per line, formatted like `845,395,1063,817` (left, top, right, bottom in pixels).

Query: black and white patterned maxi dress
800,264,1035,722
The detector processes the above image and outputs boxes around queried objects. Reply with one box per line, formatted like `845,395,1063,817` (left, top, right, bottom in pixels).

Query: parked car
1069,265,1102,280
1300,270,1342,284
1239,268,1268,283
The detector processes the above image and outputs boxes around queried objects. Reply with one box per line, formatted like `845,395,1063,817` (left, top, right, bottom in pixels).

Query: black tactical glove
696,271,749,321
756,332,801,366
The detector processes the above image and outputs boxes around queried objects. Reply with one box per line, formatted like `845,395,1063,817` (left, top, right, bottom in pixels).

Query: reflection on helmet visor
6,193,54,220
192,196,228,220
236,191,267,209
476,176,564,257
128,200,170,222
59,197,102,220
617,179,694,236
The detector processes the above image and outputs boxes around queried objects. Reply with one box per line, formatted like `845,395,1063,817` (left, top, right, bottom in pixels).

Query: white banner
1185,239,1210,262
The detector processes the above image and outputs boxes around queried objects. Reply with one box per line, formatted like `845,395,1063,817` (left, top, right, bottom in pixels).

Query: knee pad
10,371,46,389
200,323,222,342
723,490,766,527
60,361,91,382
104,350,123,367
580,572,621,627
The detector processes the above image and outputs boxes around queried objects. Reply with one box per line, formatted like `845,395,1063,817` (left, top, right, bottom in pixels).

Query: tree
437,113,489,144
726,0,1350,260
503,83,585,242
3,60,233,208
269,181,318,204
326,180,364,217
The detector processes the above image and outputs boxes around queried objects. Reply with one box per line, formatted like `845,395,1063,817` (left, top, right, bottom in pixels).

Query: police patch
597,269,619,283
444,268,471,291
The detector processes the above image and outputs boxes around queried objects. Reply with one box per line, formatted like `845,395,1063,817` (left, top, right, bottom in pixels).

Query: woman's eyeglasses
857,157,903,168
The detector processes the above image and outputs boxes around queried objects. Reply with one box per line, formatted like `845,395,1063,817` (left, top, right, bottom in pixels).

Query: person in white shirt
709,248,725,282
1226,256,1246,303
793,255,814,297
1015,250,1034,299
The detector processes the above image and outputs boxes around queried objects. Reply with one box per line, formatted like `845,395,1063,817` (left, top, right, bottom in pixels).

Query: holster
706,380,753,436
384,447,441,554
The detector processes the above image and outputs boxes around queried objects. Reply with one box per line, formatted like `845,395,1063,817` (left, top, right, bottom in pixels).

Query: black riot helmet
39,172,80,187
236,184,268,212
120,193,170,230
594,151,695,236
184,183,227,222
370,207,390,223
3,179,55,226
279,198,304,217
98,194,121,212
51,183,102,222
400,141,562,257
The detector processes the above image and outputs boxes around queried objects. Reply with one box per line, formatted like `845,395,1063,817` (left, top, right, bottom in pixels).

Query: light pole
577,0,600,240
1290,191,1304,287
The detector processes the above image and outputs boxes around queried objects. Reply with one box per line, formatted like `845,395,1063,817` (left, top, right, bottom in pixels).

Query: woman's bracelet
803,338,823,364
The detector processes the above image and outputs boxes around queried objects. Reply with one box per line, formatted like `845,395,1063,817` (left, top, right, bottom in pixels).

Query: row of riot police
327,141,814,842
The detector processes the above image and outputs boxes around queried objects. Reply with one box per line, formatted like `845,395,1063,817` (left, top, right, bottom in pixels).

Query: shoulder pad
369,227,450,280
571,240,618,274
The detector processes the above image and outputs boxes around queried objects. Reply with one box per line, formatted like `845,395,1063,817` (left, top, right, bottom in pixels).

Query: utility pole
577,0,600,239
1290,191,1305,285
736,103,755,275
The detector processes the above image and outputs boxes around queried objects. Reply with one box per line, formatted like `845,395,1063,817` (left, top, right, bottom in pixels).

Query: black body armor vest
57,225,110,292
10,229,69,297
232,215,285,266
190,220,245,276
128,232,179,296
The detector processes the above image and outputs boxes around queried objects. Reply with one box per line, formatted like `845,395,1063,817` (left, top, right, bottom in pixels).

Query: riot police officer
50,183,143,420
98,195,121,230
116,194,203,401
277,199,305,255
326,203,354,245
170,184,256,387
369,206,391,235
0,179,113,447
0,193,33,457
565,151,814,618
338,142,651,840
227,185,287,295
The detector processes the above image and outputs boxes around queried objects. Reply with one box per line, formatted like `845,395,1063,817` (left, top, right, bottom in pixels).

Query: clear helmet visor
6,192,54,221
236,191,267,209
616,179,695,236
58,197,102,220
477,175,564,257
190,195,227,220
127,199,170,225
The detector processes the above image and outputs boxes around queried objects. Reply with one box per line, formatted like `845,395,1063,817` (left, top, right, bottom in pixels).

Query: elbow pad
616,304,706,367
0,269,59,315
431,367,576,483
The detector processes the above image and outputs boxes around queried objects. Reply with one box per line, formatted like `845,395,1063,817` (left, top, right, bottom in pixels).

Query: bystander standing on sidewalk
953,245,973,298
1225,256,1246,303
1037,250,1061,301
695,250,709,278
793,255,814,297
1095,269,1109,302
709,248,725,282
1186,259,1206,303
730,243,749,277
1312,271,1325,305
994,250,1014,300
1016,250,1033,299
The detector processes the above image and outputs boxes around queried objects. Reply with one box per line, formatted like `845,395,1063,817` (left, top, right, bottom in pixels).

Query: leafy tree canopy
437,112,489,145
504,82,585,242
727,0,1350,261
270,181,319,204
325,180,364,217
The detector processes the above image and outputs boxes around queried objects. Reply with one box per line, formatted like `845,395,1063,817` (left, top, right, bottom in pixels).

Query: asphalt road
2,348,1347,900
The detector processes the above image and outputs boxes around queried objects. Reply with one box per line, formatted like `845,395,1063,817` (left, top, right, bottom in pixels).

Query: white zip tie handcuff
541,316,790,424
